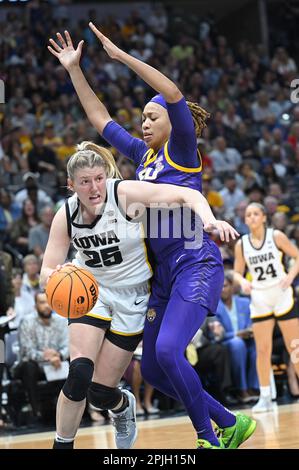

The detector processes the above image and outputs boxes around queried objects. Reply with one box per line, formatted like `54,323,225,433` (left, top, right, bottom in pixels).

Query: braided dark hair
186,101,210,137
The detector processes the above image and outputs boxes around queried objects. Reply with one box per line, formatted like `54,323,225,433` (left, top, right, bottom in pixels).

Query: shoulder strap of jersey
65,199,72,238
107,178,133,222
242,233,250,251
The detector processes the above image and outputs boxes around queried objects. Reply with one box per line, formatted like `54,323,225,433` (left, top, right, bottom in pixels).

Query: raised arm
48,31,112,134
40,205,71,288
48,31,147,164
89,23,183,104
118,180,239,242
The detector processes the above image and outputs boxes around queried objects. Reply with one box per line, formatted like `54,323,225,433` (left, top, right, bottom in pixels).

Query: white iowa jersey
242,228,286,290
66,179,152,288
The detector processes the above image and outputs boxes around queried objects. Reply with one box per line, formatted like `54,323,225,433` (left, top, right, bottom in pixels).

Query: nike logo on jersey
134,299,144,305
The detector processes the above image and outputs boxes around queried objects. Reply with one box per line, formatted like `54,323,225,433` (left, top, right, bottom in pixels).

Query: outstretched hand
48,30,84,71
204,221,239,242
89,22,123,60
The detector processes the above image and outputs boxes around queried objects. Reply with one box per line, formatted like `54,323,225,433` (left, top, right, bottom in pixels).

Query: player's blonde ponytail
186,101,210,137
67,141,122,180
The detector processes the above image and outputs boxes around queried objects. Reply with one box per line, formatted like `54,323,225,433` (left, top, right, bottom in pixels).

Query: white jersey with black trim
242,228,286,290
65,179,152,288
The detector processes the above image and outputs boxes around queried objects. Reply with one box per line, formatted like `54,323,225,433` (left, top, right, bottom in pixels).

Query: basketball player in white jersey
40,141,237,449
234,202,299,413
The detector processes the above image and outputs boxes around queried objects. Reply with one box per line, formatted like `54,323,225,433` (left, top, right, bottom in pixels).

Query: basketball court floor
0,402,298,449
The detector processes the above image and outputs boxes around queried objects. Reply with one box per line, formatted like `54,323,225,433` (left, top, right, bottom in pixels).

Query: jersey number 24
254,263,278,281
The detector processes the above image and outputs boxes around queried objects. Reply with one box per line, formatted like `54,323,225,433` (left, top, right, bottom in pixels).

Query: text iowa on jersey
72,230,120,249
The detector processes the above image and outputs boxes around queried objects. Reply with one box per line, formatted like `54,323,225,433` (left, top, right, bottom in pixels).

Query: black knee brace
88,382,122,410
63,357,94,401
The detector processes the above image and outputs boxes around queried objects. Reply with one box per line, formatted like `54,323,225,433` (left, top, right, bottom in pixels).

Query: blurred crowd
1,0,299,428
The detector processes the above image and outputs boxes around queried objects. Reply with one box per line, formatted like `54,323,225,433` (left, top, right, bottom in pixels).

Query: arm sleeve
167,97,199,168
102,120,148,166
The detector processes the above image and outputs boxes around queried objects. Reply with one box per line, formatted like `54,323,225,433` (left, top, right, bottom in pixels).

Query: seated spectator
187,318,236,406
245,182,265,204
56,132,77,165
232,122,256,160
43,121,63,153
251,91,281,124
272,212,288,231
215,272,259,402
210,136,242,175
28,206,54,259
7,268,35,330
2,140,28,180
202,174,224,218
233,199,250,236
236,162,263,193
10,198,40,256
21,254,41,299
15,172,53,211
0,245,14,429
219,174,245,219
27,130,57,174
0,189,21,241
14,291,69,422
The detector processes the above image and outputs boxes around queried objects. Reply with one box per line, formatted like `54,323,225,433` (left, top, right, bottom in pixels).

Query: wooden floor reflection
0,402,298,449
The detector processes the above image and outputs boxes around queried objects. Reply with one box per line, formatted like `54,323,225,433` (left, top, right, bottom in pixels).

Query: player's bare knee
63,357,94,401
88,382,122,410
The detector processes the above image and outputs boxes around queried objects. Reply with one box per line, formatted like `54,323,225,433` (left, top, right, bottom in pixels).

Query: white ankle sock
55,433,75,443
260,386,271,398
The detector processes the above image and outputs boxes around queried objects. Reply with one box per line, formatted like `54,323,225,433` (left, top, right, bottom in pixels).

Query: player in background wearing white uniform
234,202,299,413
40,141,238,449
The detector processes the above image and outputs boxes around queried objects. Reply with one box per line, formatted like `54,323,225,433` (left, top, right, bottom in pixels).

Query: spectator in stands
237,162,263,193
210,137,242,175
21,254,41,299
14,291,69,421
0,244,15,428
215,272,259,403
0,189,21,240
15,172,53,211
251,91,281,124
27,129,57,174
232,122,256,160
7,268,35,330
43,121,63,153
245,182,265,204
0,244,15,315
233,200,250,236
202,174,224,217
219,174,245,219
272,212,288,231
10,198,40,257
28,206,54,259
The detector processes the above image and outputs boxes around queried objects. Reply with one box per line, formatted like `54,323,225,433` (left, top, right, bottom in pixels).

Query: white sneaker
252,396,273,413
109,390,137,449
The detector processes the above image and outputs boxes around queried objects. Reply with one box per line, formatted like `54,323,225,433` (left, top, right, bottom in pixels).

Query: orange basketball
45,265,99,319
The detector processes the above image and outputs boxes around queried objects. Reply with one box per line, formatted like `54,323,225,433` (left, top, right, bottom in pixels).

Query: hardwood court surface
0,402,298,449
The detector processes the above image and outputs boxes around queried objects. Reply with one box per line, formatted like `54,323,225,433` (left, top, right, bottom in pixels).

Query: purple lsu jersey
136,141,224,311
136,141,206,260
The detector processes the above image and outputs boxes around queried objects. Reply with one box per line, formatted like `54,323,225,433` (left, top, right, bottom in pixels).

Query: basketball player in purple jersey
48,27,256,448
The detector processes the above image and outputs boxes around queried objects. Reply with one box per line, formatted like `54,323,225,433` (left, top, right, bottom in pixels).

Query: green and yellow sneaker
216,412,256,449
197,439,224,449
